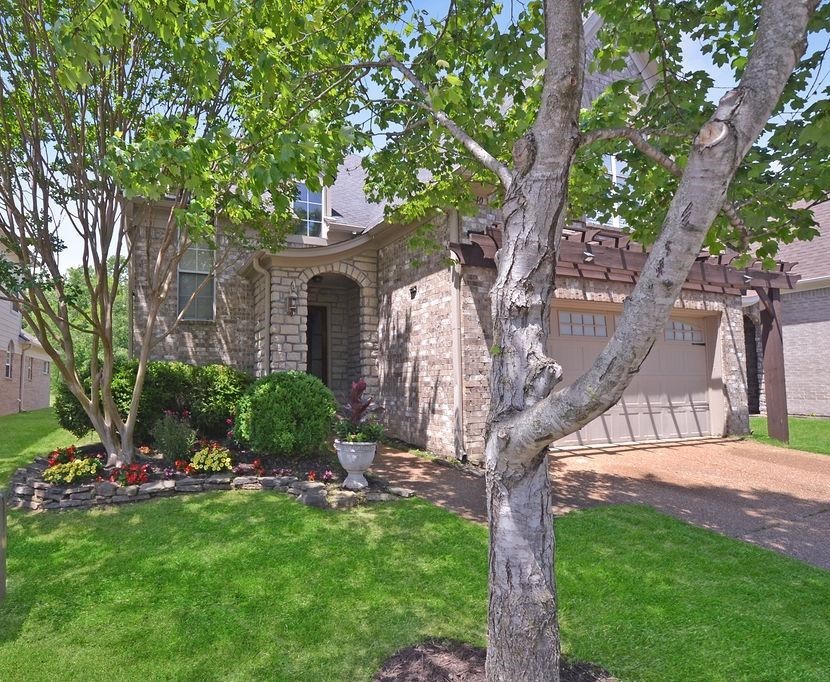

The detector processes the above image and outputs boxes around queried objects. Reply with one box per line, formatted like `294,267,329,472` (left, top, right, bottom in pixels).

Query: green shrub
190,442,234,473
54,360,196,444
42,457,102,485
191,364,253,438
54,380,94,438
235,371,336,456
151,412,197,462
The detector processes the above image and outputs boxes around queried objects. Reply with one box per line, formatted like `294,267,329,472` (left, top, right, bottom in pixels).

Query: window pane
560,324,571,336
307,220,322,237
180,250,199,271
559,312,571,324
197,250,213,273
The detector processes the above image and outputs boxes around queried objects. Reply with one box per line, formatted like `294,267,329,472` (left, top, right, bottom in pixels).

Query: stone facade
130,204,256,370
250,254,379,404
133,200,750,466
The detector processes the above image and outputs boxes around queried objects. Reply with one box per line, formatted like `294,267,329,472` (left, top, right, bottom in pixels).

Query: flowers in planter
110,463,150,486
334,379,385,443
190,441,233,473
174,459,195,475
43,456,102,485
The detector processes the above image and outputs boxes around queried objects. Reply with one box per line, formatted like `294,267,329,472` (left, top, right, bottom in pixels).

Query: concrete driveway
374,438,830,569
550,438,830,569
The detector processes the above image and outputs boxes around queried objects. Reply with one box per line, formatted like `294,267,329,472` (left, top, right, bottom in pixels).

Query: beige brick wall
377,216,458,458
0,350,51,416
781,287,830,416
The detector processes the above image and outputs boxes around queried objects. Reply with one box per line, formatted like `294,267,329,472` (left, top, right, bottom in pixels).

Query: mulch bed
374,640,617,682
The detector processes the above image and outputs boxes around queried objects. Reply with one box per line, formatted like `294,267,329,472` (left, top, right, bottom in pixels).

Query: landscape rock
290,480,326,495
258,476,277,489
366,492,396,503
298,488,328,508
387,486,416,498
327,490,358,509
207,474,233,485
231,476,257,488
175,478,204,492
94,481,118,497
13,485,34,496
139,480,175,494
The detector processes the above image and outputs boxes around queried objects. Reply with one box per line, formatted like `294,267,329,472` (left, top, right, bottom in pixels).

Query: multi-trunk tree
0,0,388,464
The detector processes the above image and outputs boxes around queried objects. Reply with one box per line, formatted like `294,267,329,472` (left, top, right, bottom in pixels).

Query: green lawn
750,415,830,456
2,410,830,681
0,408,96,486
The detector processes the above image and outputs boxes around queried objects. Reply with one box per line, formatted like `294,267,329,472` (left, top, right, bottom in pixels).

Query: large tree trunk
486,448,558,681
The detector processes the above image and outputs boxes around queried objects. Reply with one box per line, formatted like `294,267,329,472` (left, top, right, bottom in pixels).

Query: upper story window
178,240,215,321
558,311,608,337
4,341,13,379
293,183,324,237
11,300,19,313
604,155,628,230
42,360,50,375
665,319,704,343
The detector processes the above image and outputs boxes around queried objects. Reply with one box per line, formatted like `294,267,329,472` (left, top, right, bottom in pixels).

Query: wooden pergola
450,224,800,442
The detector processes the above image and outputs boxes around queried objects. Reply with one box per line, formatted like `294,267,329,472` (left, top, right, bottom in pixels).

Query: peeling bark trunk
486,448,558,681
482,2,816,680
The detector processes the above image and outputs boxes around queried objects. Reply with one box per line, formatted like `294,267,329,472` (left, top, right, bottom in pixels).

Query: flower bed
7,443,414,512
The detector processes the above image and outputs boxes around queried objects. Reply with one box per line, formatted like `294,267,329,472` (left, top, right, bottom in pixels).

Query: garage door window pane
665,320,703,343
559,311,607,337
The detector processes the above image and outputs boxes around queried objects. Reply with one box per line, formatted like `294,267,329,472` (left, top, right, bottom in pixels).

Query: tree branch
385,55,514,190
580,126,748,237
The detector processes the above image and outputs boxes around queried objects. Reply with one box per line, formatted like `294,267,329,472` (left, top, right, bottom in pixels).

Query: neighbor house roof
773,200,830,281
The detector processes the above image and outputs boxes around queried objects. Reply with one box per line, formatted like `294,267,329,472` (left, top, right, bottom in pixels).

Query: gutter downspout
17,340,31,413
448,210,467,461
251,252,271,375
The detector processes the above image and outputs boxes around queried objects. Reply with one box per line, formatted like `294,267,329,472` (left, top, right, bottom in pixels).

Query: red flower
307,470,317,481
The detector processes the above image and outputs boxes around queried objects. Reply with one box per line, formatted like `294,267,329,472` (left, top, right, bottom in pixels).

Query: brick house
129,25,800,463
130,145,806,463
744,200,830,418
0,252,52,415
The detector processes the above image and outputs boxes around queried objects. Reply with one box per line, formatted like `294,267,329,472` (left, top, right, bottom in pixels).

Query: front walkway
374,438,830,569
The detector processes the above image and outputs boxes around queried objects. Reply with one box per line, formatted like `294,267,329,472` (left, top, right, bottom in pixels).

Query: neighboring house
0,285,52,416
129,23,797,463
744,200,830,417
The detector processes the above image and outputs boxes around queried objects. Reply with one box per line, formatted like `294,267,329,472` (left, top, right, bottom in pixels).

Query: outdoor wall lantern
287,282,299,316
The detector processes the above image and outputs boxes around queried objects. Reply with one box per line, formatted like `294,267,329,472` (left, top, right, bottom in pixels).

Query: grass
2,409,830,681
0,408,96,486
750,415,830,456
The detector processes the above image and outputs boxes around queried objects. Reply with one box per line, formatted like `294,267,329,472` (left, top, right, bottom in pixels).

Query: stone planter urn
334,440,377,491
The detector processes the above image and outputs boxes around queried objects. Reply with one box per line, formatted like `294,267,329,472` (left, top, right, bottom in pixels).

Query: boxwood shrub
235,371,336,456
54,360,251,444
191,364,253,438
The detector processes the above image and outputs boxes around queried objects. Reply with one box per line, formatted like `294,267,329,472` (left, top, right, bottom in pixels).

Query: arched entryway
305,273,362,404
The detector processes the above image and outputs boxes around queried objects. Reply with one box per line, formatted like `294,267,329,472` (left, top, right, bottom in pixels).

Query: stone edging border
7,458,416,512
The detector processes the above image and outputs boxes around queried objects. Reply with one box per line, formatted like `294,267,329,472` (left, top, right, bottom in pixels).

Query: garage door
552,307,712,447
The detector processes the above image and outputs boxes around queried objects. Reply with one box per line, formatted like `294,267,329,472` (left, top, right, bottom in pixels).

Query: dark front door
307,305,328,385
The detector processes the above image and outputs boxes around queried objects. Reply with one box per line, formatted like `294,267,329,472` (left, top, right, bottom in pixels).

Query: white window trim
664,319,705,344
27,356,33,382
4,342,13,380
42,360,50,375
177,237,216,322
288,184,329,242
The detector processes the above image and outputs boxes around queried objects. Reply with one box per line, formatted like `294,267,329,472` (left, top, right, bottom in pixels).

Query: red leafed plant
344,379,375,424
47,444,77,467
110,463,150,486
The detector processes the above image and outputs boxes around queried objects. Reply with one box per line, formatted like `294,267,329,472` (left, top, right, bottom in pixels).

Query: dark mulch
374,640,617,682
